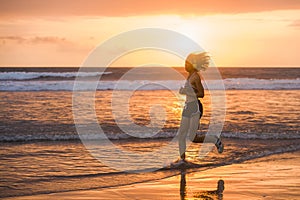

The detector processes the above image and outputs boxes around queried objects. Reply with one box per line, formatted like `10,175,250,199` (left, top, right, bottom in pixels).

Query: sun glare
110,49,184,67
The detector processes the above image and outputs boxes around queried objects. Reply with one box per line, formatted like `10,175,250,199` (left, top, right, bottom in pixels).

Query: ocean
0,67,299,198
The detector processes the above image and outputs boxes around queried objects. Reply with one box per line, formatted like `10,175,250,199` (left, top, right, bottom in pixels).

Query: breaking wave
0,78,299,91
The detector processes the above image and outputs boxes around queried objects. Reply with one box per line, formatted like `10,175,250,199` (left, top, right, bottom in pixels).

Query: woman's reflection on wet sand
180,169,224,200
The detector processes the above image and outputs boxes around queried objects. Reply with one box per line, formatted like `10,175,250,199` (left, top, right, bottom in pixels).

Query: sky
0,0,299,67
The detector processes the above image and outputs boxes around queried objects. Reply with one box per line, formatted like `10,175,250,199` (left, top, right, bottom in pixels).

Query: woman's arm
192,74,204,98
179,74,204,98
179,85,195,96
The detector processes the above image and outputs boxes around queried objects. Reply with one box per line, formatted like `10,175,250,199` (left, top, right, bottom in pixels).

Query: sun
176,22,199,41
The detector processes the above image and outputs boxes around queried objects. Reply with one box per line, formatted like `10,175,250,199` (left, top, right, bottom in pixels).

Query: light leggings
178,113,216,158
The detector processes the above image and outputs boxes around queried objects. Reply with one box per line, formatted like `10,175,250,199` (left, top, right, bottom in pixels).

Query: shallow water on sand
1,138,299,197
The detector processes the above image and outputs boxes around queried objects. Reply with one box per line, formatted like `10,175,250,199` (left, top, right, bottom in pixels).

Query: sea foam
1,78,299,91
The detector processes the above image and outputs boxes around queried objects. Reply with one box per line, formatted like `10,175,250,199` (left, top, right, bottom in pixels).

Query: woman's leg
186,109,220,144
188,113,201,142
178,116,190,160
188,116,224,153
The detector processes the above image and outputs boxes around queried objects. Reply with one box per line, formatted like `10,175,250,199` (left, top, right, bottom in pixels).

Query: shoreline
4,150,299,200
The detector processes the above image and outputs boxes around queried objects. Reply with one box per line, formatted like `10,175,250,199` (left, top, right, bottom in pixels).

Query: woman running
178,52,223,161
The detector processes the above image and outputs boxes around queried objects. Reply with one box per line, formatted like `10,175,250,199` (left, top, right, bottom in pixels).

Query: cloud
0,35,92,55
0,0,300,18
0,36,26,44
0,36,67,45
0,36,83,52
29,36,67,44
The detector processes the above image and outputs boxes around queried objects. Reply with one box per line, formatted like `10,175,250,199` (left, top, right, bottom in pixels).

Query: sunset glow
0,0,299,67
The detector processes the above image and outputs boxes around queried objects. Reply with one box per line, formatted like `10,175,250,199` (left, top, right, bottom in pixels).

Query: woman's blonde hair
186,52,210,71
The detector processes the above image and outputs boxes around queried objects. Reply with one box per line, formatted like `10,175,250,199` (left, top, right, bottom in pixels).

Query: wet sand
5,151,299,200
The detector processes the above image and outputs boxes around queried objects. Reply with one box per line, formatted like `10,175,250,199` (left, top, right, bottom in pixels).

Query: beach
1,0,300,198
0,67,299,199
4,151,299,200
